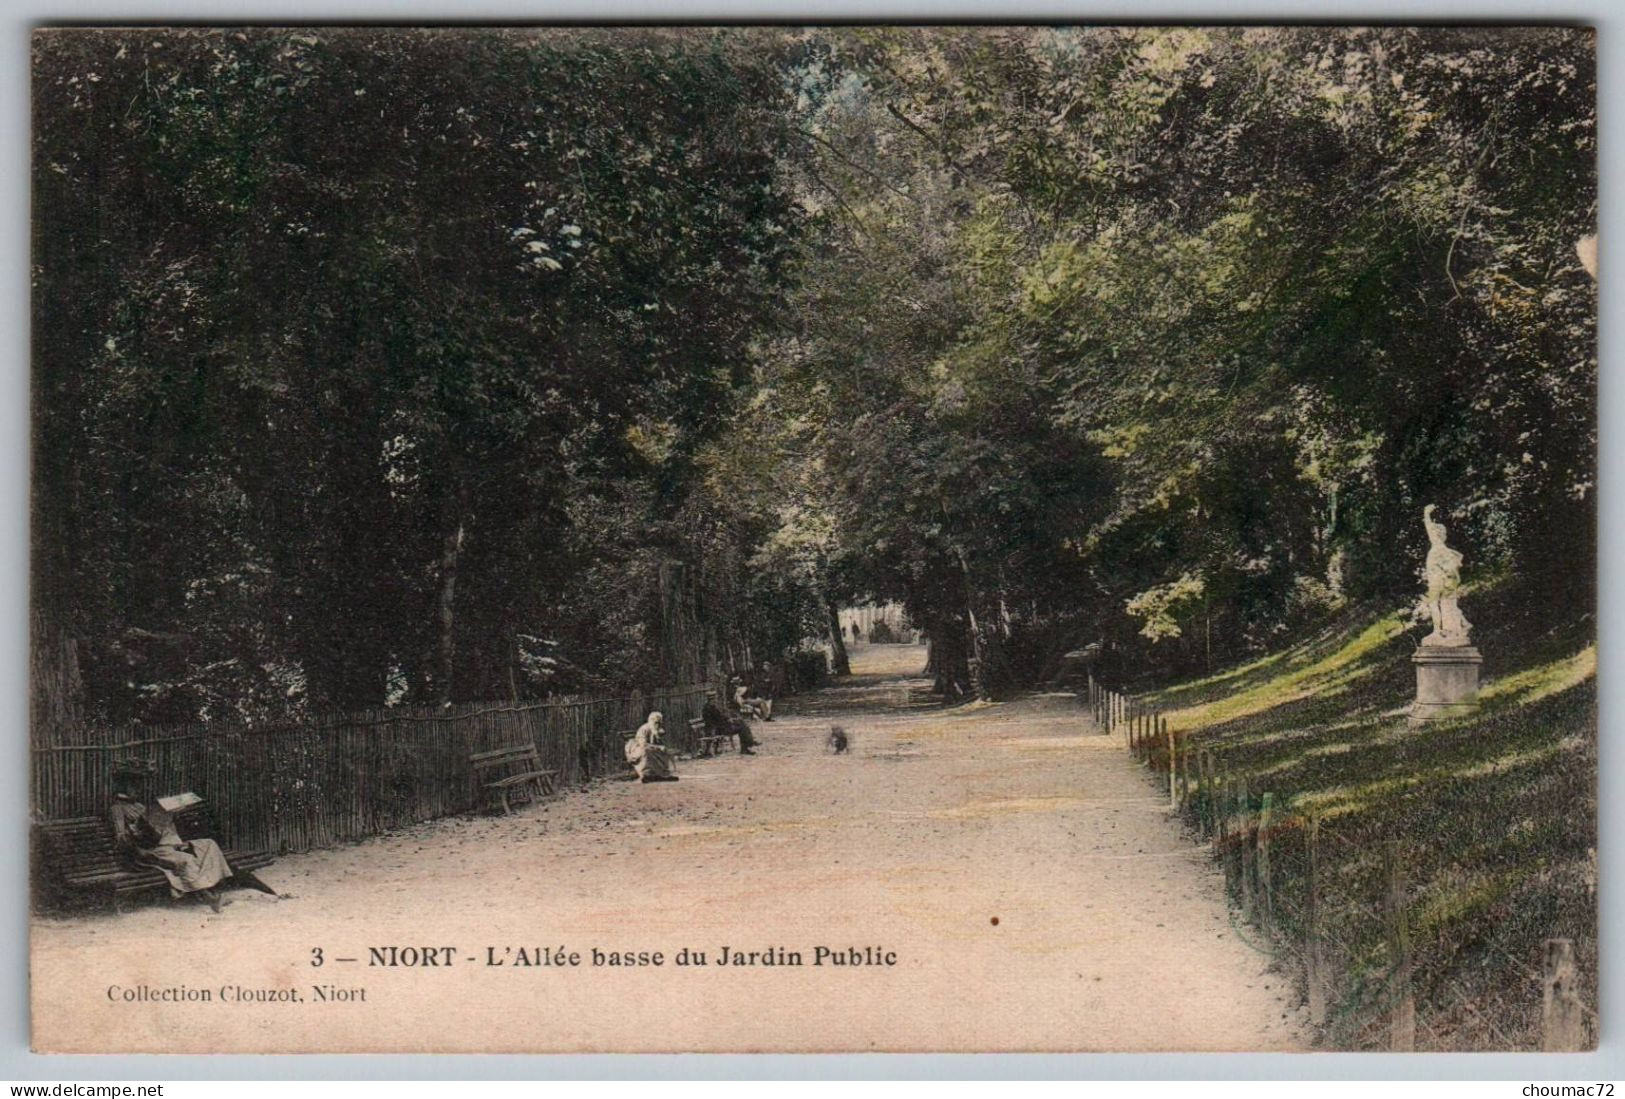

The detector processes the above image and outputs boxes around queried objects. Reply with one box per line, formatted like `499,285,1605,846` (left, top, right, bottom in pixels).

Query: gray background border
0,1,1617,1080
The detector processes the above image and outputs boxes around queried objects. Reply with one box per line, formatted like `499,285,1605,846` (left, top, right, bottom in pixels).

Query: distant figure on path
851,622,863,644
756,661,779,721
626,711,678,782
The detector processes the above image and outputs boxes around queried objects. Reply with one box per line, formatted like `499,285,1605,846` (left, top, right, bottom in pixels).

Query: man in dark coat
704,692,757,754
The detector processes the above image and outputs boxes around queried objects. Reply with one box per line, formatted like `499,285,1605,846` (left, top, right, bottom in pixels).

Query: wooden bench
691,717,734,758
38,809,275,913
470,744,558,814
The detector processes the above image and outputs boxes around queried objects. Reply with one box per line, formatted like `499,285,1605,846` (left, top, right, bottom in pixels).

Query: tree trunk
927,607,973,698
827,598,851,676
436,518,465,706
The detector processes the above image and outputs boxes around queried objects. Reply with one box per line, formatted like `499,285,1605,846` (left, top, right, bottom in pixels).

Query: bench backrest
470,744,541,777
39,809,205,877
40,817,124,878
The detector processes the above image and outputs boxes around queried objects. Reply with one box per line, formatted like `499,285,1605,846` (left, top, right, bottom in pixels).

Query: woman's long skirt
137,839,232,896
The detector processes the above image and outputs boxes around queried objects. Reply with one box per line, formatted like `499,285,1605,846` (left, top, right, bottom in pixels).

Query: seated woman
107,762,280,912
624,711,678,783
702,693,757,755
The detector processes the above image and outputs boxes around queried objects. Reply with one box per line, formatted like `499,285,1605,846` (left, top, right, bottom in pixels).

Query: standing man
756,661,778,722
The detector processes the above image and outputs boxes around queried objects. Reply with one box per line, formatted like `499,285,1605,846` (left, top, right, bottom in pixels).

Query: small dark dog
827,725,849,754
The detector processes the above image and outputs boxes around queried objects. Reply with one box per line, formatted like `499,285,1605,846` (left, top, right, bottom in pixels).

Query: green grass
1131,582,1596,1051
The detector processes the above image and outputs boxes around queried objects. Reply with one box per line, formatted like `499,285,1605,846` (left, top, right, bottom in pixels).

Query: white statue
1420,504,1471,646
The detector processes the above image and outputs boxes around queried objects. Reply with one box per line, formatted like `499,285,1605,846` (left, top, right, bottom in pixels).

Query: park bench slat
38,809,275,912
469,743,556,814
689,716,735,757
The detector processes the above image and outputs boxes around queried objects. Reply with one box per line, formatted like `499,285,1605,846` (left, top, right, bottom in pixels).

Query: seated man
703,692,757,755
107,762,280,912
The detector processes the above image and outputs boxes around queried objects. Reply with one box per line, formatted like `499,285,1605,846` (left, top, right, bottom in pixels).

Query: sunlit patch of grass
1414,868,1524,936
1153,609,1415,707
1159,612,1408,733
1142,575,1595,1050
1154,646,1299,700
1480,645,1596,707
1244,732,1383,780
1292,740,1572,820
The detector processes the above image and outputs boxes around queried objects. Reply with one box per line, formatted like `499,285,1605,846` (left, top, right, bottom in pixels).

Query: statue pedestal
1410,644,1482,724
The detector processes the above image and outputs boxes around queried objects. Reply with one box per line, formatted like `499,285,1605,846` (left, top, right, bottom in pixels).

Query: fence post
1306,814,1328,1026
1165,718,1177,808
1384,840,1416,1052
1542,939,1585,1052
1239,777,1255,921
1257,791,1275,926
1196,750,1210,837
1178,741,1191,810
1207,752,1221,841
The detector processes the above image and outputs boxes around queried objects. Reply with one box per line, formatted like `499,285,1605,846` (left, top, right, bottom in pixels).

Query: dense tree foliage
771,27,1594,692
33,27,1594,722
34,29,805,721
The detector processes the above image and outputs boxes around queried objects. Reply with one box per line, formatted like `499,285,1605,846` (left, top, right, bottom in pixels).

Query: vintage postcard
29,25,1596,1053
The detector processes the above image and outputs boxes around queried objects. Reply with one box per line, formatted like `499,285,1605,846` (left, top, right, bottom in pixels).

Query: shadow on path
786,643,948,720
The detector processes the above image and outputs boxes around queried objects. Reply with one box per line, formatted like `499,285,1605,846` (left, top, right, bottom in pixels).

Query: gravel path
32,644,1307,1053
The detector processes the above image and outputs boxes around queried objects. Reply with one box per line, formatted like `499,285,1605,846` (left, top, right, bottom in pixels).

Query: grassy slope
1137,582,1596,1050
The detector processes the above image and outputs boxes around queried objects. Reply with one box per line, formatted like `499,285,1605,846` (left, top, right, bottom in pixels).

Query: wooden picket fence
32,684,713,859
1083,674,1594,1052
